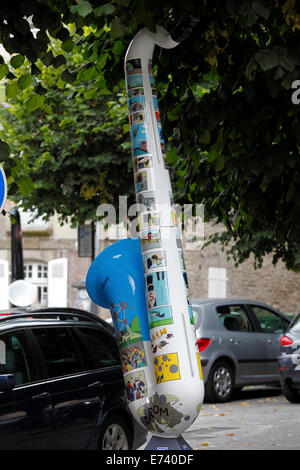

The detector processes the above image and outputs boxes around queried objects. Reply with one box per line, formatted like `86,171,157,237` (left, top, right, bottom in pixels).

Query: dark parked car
192,298,291,403
0,308,147,450
278,312,300,403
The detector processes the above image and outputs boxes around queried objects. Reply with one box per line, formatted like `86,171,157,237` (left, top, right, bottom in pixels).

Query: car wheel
281,381,300,403
98,414,131,450
205,361,234,403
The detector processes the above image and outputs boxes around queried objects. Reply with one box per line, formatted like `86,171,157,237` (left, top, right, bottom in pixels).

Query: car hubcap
213,366,232,399
102,424,129,450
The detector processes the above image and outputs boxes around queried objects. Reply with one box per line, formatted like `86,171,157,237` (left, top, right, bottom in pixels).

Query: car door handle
229,338,240,344
32,392,50,400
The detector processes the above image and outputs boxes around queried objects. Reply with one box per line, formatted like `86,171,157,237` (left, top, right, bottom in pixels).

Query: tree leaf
255,50,279,71
110,18,126,38
0,64,9,80
252,1,270,20
26,94,44,112
17,74,32,89
70,0,93,17
94,3,116,16
10,55,25,69
0,141,10,160
6,82,19,99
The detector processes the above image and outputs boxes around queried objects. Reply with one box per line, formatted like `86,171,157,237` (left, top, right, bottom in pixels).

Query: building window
24,262,48,307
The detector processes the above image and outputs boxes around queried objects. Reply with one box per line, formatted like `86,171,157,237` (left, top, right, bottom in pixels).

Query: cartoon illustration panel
148,305,173,329
134,170,149,193
127,74,143,90
151,325,175,355
153,353,181,384
143,250,166,271
131,123,149,146
137,191,157,211
110,301,143,347
125,370,147,402
128,95,145,113
120,341,147,374
140,228,161,251
126,58,142,75
140,212,160,230
146,271,169,309
133,155,152,171
130,110,147,126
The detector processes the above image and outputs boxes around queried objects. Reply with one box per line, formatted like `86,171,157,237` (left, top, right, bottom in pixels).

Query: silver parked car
192,298,291,402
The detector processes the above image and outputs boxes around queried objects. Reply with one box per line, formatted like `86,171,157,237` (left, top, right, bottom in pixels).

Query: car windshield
290,314,300,333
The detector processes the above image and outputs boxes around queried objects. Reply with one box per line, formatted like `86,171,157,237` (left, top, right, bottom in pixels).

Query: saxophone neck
125,26,179,63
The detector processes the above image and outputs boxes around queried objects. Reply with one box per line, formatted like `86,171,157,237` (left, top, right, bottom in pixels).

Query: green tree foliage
0,34,133,225
0,1,299,268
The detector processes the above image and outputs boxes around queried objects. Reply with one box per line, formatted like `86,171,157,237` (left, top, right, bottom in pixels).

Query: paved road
140,386,300,451
183,386,300,450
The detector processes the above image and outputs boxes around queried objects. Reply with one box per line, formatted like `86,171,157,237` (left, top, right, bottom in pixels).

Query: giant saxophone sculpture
86,24,204,450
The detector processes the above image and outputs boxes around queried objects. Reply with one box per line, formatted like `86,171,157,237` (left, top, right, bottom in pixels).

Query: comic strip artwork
126,58,142,75
128,87,144,98
153,353,181,384
128,95,146,114
130,110,146,126
120,341,147,373
137,392,186,433
148,305,173,329
125,370,147,402
140,228,161,251
134,170,149,193
127,74,144,90
133,155,152,171
143,250,166,271
140,212,160,231
110,301,143,347
151,325,174,354
137,191,156,211
145,271,169,309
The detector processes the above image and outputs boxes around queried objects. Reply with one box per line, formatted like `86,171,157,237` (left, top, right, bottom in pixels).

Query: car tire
98,414,132,450
281,381,300,403
205,361,234,403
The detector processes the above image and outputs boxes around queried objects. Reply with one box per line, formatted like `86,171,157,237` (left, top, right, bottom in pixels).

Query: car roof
191,297,291,319
192,297,277,307
0,307,114,334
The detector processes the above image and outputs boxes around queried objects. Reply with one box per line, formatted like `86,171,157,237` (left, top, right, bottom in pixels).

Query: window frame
72,325,121,372
216,303,256,333
29,325,86,380
0,327,41,386
245,304,290,334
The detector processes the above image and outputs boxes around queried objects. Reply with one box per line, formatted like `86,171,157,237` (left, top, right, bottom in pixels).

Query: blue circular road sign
0,164,7,212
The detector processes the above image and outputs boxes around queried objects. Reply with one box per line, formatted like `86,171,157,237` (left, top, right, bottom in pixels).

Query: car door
30,325,105,450
0,329,52,450
216,304,268,384
247,305,290,380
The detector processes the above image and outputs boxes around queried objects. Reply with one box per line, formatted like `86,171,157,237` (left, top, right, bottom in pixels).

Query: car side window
0,331,35,386
32,327,83,378
76,327,120,370
216,305,254,332
250,306,288,334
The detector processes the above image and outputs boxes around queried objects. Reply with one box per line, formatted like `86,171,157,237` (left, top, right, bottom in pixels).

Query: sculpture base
144,435,192,450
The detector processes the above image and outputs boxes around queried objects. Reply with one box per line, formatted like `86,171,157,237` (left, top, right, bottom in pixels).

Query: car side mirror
0,374,15,391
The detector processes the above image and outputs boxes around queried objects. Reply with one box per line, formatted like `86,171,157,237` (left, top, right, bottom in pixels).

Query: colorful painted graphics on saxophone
124,26,204,436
